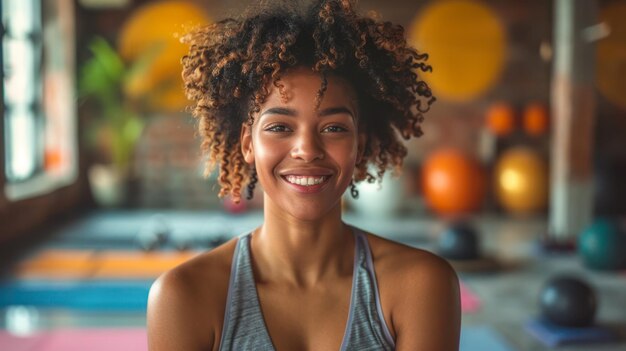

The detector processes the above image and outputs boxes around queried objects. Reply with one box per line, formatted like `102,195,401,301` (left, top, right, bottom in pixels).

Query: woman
147,1,460,350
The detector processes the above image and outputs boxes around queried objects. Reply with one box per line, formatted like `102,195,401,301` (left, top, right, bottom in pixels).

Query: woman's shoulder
151,236,238,295
363,230,457,281
147,236,240,350
363,230,461,350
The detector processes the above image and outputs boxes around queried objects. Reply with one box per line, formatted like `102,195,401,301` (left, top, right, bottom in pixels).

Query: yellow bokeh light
408,0,507,102
500,169,523,193
494,147,548,215
597,2,626,109
118,1,211,111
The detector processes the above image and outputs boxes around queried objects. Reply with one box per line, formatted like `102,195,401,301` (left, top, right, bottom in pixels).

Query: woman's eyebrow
259,106,355,119
260,107,297,117
318,106,354,119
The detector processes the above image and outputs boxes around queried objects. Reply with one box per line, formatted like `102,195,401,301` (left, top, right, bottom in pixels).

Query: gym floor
1,210,625,350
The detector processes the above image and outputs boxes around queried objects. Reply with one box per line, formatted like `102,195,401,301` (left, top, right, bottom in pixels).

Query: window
2,0,77,200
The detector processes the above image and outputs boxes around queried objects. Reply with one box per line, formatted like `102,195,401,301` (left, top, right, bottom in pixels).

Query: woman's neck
250,197,354,288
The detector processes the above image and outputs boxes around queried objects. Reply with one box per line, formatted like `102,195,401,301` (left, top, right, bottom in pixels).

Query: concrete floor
1,210,625,350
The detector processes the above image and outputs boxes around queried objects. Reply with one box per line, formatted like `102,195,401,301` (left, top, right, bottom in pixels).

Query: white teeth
285,175,328,186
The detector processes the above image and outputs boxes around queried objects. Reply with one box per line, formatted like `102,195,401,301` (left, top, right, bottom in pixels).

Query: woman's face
241,66,365,221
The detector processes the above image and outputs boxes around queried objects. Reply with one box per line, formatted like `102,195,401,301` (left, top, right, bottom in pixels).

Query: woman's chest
257,281,353,351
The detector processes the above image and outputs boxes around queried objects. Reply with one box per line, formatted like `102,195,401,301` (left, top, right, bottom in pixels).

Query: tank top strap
219,228,395,351
219,233,275,351
341,227,395,350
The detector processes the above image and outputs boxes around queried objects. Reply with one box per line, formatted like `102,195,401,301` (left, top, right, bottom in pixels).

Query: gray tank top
218,227,395,350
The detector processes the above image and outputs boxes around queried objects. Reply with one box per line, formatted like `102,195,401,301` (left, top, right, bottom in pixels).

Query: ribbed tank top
218,227,396,351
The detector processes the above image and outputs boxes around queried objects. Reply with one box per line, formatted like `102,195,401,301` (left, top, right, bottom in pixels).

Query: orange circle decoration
494,147,548,215
422,148,486,216
486,102,515,136
118,1,210,111
409,0,507,102
523,102,549,136
597,2,626,109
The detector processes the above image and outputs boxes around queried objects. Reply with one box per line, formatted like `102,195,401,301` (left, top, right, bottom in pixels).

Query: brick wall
134,114,222,209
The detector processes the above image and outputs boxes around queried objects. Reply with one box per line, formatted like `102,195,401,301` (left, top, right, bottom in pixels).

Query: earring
350,179,359,199
246,168,258,200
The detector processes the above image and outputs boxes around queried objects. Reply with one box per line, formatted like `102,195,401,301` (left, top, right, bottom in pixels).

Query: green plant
79,37,155,172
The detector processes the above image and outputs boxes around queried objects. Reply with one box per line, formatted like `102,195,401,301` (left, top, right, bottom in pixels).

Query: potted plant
79,37,154,207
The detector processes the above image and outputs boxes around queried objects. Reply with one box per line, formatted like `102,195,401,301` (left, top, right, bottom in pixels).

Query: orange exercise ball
422,149,486,216
486,102,516,136
523,102,549,136
494,147,548,215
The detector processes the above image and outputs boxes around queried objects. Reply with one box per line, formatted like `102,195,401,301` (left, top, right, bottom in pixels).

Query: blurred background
1,0,625,350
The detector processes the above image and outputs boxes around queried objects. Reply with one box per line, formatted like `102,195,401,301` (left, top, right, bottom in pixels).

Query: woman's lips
280,175,332,193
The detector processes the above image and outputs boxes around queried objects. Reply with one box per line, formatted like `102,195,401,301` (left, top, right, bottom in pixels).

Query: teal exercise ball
578,219,626,270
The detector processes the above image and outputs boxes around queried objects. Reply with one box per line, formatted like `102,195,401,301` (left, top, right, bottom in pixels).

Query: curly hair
181,0,435,203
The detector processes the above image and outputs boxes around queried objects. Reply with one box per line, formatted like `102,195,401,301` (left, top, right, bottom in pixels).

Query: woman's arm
392,252,461,351
147,270,211,350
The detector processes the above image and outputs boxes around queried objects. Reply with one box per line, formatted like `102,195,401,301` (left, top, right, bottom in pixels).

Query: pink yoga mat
460,282,481,313
0,328,147,351
0,332,47,351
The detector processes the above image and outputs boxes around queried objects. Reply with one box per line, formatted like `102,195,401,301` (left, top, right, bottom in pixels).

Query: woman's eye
322,125,348,133
265,124,291,132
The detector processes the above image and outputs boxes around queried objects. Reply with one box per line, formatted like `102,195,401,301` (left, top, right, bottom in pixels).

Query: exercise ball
485,102,515,136
438,221,480,260
494,147,548,215
579,219,626,270
539,275,597,327
523,102,549,136
408,0,506,101
422,149,486,216
118,1,210,111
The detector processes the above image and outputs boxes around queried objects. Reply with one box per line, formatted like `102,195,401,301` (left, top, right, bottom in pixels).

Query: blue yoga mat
525,318,619,347
460,326,515,351
0,279,153,311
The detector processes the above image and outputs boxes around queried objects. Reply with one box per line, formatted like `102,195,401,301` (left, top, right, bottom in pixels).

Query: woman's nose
290,131,325,162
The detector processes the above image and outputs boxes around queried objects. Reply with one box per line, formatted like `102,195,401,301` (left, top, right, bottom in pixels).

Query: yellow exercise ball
118,1,210,111
408,0,507,102
597,2,626,109
494,147,548,215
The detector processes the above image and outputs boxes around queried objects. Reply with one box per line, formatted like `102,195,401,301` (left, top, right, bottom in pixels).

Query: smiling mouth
282,175,331,186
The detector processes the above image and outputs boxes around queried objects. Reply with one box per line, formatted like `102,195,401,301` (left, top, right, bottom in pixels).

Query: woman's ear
240,123,255,164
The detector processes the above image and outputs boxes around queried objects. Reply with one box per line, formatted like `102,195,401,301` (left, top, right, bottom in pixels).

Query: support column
548,0,598,242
